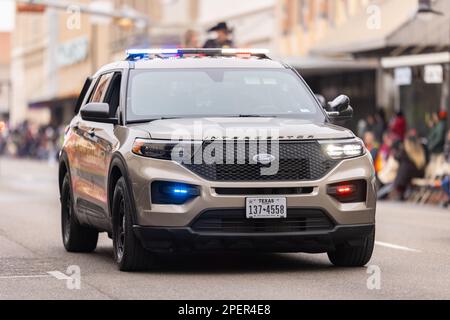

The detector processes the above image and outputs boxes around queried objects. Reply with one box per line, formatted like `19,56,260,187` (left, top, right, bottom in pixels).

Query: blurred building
271,0,449,135
9,0,450,135
196,0,277,50
309,0,450,136
277,0,373,56
192,0,380,129
0,32,11,121
10,0,197,127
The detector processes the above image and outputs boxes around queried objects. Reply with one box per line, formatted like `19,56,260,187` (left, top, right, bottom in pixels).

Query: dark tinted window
74,77,92,114
104,73,122,118
90,73,114,103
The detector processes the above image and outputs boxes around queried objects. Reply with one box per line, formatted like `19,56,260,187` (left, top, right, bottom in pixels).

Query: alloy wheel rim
63,191,72,243
116,197,126,261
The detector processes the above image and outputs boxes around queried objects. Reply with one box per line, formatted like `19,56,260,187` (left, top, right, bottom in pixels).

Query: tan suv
58,49,376,271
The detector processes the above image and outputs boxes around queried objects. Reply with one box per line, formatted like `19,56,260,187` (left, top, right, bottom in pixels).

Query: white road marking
47,271,71,280
0,274,51,279
375,241,421,253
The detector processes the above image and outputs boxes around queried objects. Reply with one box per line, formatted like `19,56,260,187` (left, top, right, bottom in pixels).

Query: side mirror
80,103,118,124
325,95,353,120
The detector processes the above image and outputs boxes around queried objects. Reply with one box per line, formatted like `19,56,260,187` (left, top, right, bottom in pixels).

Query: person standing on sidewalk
427,111,447,156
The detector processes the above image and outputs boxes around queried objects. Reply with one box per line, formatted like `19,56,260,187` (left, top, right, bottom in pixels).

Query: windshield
127,68,325,122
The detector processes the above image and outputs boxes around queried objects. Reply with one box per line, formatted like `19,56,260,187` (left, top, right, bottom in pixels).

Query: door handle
88,129,96,138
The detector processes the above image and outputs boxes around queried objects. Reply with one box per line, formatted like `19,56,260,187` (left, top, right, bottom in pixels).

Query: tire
328,228,375,267
61,174,99,253
112,177,153,271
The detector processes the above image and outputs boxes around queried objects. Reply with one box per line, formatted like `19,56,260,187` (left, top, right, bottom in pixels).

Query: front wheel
328,228,375,267
112,177,153,271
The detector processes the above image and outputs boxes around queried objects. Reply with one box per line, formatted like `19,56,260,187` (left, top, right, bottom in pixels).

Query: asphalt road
1,158,450,300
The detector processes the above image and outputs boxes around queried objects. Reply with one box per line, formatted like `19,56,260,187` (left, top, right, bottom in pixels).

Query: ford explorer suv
58,48,376,271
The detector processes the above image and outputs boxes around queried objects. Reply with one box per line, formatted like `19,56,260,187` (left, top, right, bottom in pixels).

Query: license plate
246,198,287,219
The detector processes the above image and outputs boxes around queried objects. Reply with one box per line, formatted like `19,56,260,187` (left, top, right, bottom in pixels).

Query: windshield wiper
127,119,160,124
127,117,182,124
238,114,277,118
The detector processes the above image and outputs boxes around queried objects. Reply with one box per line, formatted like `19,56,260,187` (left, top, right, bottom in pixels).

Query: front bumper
133,223,375,253
127,153,377,227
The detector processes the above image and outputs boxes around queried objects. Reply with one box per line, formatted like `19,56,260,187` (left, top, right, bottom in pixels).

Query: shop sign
424,64,443,84
394,67,412,86
56,37,89,67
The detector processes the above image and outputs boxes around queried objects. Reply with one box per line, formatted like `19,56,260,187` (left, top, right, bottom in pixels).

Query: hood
131,117,354,141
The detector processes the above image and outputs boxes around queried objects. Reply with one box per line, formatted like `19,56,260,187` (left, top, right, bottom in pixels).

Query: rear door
65,77,94,225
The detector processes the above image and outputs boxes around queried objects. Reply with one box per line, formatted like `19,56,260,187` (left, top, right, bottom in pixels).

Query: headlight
320,139,366,160
132,138,201,161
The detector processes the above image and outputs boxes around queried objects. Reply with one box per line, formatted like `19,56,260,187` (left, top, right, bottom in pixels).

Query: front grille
183,141,337,181
191,209,335,234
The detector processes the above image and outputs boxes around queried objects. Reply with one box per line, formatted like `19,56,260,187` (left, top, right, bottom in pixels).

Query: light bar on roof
126,48,179,56
125,48,270,59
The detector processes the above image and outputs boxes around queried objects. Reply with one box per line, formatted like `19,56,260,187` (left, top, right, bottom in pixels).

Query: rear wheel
61,174,98,253
112,177,153,271
328,228,375,267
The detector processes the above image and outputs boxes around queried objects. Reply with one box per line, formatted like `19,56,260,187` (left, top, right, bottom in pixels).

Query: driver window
90,73,114,103
104,73,122,118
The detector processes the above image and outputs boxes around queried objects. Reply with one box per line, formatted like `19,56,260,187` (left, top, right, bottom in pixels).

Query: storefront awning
280,56,379,76
381,51,450,68
28,94,78,109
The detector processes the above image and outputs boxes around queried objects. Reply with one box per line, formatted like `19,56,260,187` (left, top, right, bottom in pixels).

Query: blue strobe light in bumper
151,181,200,205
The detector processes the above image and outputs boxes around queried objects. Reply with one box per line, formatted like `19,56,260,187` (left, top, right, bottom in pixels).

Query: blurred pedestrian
363,131,379,161
365,115,376,135
184,29,200,48
440,129,450,207
392,130,426,201
375,132,393,173
356,118,367,139
427,111,447,155
203,22,234,48
377,139,400,200
0,120,65,160
373,109,387,144
389,111,407,142
0,121,6,155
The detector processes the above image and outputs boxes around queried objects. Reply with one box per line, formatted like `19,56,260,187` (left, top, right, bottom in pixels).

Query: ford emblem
253,154,276,165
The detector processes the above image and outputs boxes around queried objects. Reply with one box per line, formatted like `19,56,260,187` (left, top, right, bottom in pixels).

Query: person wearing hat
203,22,234,49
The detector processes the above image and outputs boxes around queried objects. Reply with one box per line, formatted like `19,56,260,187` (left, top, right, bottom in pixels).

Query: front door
86,73,122,229
74,72,116,227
